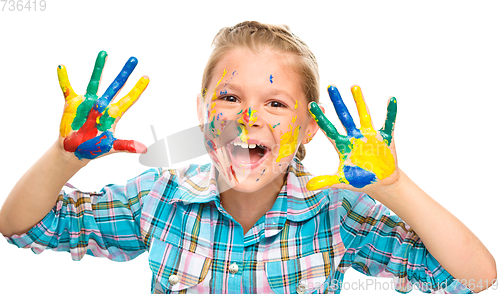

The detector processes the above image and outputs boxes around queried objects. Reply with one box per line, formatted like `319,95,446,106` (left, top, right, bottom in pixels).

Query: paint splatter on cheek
270,74,273,83
276,125,301,162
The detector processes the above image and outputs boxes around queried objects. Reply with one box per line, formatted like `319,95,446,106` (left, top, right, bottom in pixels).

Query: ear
197,93,204,127
301,104,325,144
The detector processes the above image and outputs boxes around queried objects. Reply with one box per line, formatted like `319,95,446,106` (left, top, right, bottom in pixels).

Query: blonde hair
202,21,319,161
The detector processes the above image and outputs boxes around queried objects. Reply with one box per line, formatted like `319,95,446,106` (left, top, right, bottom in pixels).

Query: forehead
208,48,304,92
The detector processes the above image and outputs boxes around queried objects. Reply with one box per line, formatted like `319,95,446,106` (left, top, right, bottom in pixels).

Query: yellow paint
294,100,298,109
237,123,249,143
59,96,84,137
350,135,395,180
269,124,274,132
57,65,77,101
247,109,258,126
351,86,377,136
292,116,297,123
276,125,300,162
108,76,150,119
306,153,351,190
211,69,227,101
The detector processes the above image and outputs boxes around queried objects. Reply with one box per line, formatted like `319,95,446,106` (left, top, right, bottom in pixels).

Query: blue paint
270,74,273,83
256,179,260,182
328,86,363,139
261,169,266,175
220,90,227,95
74,131,116,159
343,165,376,188
94,57,138,113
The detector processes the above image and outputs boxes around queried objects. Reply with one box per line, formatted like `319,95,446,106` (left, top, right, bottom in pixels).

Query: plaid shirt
6,159,471,294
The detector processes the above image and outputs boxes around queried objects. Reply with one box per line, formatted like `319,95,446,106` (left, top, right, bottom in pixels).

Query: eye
219,95,239,103
268,100,286,108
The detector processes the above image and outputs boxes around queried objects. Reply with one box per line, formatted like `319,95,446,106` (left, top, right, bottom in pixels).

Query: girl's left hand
307,85,399,194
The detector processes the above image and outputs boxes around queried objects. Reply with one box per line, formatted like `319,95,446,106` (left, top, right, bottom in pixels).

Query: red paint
64,108,100,152
113,139,141,153
242,109,250,123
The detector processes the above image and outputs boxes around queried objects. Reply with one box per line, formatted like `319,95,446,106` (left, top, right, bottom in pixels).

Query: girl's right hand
57,51,149,163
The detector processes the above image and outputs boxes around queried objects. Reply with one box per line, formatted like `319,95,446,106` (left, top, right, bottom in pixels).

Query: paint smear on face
270,74,273,83
238,108,258,126
276,125,301,162
295,100,298,109
292,116,297,123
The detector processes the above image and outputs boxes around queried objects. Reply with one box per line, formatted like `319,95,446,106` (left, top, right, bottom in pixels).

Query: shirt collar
169,158,329,223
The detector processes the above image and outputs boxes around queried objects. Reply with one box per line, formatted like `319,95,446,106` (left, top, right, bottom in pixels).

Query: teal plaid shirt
5,159,471,293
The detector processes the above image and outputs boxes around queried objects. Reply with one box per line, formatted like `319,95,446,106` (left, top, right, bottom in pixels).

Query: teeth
231,142,266,149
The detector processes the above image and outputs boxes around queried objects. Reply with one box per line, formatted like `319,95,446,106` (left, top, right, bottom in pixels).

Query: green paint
86,51,108,97
309,102,352,154
237,109,243,115
380,97,397,146
96,108,116,132
71,96,97,130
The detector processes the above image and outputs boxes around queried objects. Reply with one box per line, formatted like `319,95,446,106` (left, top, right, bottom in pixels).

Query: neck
217,171,287,235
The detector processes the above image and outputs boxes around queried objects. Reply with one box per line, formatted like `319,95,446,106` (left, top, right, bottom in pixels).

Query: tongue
234,147,262,164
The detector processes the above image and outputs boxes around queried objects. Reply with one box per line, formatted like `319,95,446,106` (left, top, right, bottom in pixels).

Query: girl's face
197,48,319,193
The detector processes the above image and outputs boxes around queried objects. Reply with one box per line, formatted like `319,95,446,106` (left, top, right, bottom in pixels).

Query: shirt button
297,283,306,294
168,274,179,285
228,262,239,274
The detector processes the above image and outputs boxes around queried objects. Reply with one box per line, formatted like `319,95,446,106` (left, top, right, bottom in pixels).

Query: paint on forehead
212,69,228,101
276,125,301,162
223,70,238,88
270,74,273,83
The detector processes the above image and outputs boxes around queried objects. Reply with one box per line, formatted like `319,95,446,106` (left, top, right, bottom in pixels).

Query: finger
110,76,149,118
351,85,376,135
113,139,147,154
306,175,342,190
57,65,78,101
94,56,138,113
85,51,108,98
97,76,150,132
327,85,362,138
380,97,397,146
309,102,351,154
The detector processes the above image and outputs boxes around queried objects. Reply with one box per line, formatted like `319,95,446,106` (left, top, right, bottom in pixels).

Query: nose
236,107,262,128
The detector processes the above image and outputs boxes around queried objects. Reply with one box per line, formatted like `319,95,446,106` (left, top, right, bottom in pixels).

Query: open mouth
227,141,270,168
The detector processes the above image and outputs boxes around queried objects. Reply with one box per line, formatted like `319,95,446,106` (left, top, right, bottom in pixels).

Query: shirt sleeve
337,189,472,294
3,168,163,262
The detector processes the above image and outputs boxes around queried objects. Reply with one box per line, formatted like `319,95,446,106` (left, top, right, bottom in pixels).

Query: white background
0,0,499,293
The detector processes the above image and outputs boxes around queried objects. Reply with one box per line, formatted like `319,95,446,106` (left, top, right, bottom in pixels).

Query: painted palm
307,85,397,190
58,51,149,160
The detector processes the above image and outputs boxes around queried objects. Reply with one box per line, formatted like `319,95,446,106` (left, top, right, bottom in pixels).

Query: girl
0,21,496,294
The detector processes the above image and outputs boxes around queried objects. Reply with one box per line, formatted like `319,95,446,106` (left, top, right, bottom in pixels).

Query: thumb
113,139,147,154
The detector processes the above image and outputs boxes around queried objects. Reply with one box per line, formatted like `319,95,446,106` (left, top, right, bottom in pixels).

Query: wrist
366,168,414,205
52,140,89,171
